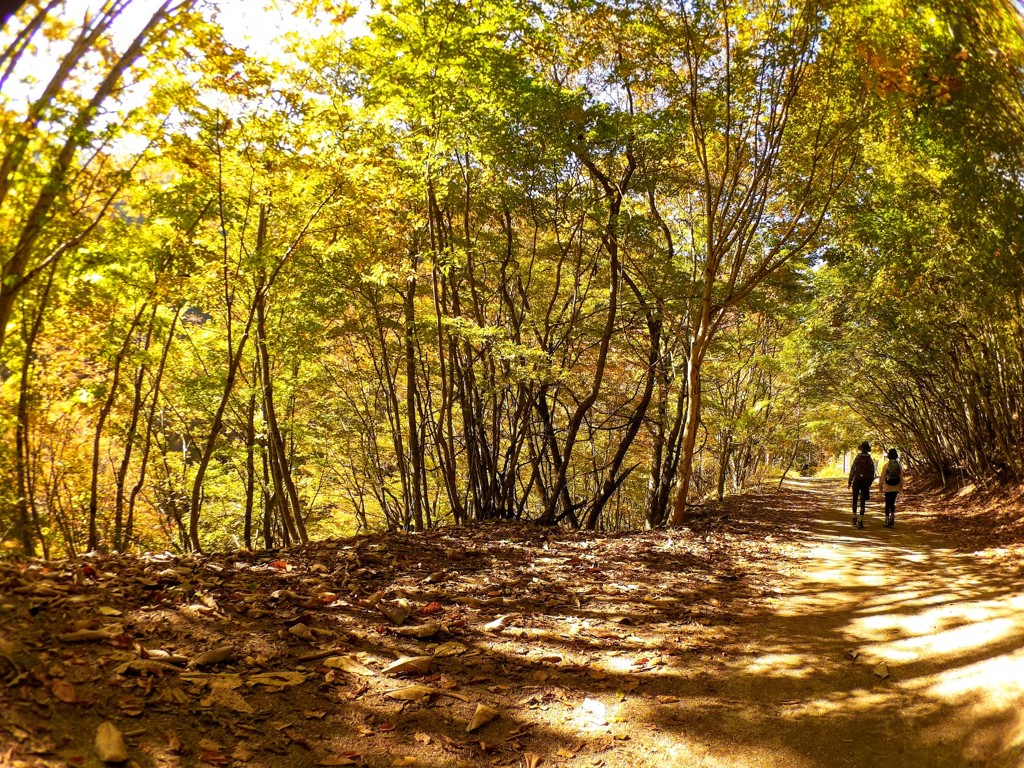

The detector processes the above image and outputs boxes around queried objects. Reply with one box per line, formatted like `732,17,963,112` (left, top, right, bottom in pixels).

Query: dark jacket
848,452,876,486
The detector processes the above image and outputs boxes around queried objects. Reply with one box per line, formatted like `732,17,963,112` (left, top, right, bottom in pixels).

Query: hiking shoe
858,519,865,529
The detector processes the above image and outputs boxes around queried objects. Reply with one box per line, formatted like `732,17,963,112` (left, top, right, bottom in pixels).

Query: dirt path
651,478,1024,768
2,478,1023,768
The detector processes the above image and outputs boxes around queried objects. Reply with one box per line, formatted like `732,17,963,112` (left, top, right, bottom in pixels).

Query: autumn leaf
51,679,76,703
384,685,436,702
323,656,375,676
467,703,500,732
189,646,236,668
382,656,433,676
95,722,128,763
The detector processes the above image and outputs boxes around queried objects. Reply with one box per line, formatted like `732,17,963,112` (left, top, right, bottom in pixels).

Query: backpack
885,460,901,485
852,453,874,482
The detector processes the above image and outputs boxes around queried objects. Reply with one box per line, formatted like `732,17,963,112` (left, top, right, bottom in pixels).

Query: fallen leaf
413,732,431,746
289,623,315,641
231,746,255,762
95,722,128,763
382,656,433,676
248,671,305,688
201,750,231,766
433,641,467,658
483,616,509,632
524,752,543,768
115,659,179,675
393,758,417,766
873,663,890,679
97,607,123,617
189,646,235,668
166,732,183,754
201,684,254,714
467,704,500,732
323,656,375,676
393,623,441,639
60,624,124,643
385,685,436,702
377,602,410,626
51,679,76,703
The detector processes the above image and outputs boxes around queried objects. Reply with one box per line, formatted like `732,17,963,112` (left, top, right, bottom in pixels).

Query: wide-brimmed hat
858,441,871,452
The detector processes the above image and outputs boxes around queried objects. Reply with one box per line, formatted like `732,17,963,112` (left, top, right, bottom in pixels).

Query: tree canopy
2,0,1023,555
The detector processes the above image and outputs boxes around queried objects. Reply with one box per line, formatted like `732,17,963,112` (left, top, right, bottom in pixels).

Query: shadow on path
633,478,1024,768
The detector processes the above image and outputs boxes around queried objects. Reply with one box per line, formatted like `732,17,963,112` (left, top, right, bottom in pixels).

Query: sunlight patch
742,652,813,678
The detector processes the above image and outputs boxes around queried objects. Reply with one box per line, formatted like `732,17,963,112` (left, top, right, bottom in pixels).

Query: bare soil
2,478,1023,768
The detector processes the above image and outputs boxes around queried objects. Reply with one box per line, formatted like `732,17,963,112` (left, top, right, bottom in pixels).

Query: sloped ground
1,478,1022,768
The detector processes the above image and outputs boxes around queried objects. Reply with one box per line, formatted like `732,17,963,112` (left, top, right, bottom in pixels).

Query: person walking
848,441,875,529
878,448,904,527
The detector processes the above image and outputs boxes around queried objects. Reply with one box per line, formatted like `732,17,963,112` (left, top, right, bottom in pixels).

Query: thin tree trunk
87,301,149,550
126,305,179,549
113,305,157,551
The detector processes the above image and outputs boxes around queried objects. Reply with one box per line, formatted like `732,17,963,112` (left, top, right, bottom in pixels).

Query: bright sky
0,0,367,106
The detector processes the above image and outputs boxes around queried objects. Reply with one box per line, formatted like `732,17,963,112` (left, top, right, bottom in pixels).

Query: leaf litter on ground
4,483,1015,768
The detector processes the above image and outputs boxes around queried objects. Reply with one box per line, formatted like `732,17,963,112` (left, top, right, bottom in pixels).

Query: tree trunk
87,302,149,551
125,305,179,548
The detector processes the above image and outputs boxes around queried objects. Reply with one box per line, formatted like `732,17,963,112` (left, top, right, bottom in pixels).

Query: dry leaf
413,732,431,745
166,732,183,754
377,602,410,626
433,641,467,658
393,623,441,639
248,671,305,688
51,680,76,703
189,645,235,668
483,616,509,632
323,656,375,677
201,750,232,765
231,745,255,762
873,663,890,679
467,704,500,732
524,752,543,768
115,659,179,675
60,624,124,643
393,759,417,766
382,656,433,676
201,684,254,714
95,721,128,763
385,685,436,702
289,623,315,641
97,606,122,617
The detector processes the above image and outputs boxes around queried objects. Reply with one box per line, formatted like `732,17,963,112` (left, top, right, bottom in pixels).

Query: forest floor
2,478,1024,768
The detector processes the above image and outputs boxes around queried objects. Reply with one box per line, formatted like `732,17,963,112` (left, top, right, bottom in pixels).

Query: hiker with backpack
848,441,875,529
878,448,904,527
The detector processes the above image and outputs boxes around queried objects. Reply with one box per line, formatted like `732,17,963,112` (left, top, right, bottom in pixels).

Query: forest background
1,0,1022,558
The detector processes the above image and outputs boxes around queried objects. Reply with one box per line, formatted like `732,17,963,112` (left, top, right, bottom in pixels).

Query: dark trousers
884,491,897,517
852,481,870,515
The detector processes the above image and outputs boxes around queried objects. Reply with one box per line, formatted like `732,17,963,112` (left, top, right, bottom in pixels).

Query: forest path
3,478,1024,768
658,477,1024,768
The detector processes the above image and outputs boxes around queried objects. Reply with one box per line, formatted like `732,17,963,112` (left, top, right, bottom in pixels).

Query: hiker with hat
848,441,875,529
